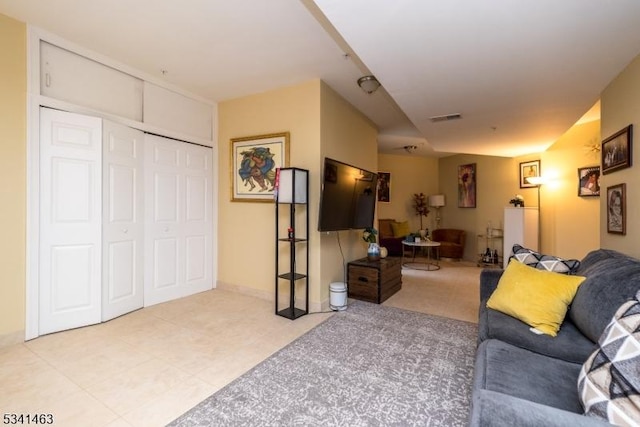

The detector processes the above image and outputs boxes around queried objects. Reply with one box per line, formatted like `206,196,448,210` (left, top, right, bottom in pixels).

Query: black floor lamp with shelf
275,168,309,320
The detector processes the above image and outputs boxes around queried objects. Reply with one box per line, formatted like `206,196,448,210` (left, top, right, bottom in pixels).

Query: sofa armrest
479,269,504,301
469,390,613,427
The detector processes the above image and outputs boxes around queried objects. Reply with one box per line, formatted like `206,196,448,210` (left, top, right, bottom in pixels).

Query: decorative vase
367,242,380,261
379,247,388,259
419,229,426,239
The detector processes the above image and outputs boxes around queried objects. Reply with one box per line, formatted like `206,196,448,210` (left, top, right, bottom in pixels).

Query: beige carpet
383,259,483,323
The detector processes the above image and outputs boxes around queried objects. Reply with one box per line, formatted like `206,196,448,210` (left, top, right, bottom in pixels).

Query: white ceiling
2,0,640,157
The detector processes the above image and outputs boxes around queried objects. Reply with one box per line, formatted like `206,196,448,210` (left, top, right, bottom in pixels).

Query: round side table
401,240,441,271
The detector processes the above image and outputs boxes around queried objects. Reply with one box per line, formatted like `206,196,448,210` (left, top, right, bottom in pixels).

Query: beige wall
377,154,439,231
435,117,601,262
218,80,377,309
318,83,378,302
541,119,601,259
218,80,321,305
439,154,521,261
0,14,26,343
600,54,640,258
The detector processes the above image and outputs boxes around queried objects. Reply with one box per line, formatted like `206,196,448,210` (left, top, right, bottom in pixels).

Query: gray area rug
168,301,478,426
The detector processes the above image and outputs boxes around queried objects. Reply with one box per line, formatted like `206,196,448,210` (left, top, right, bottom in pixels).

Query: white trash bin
329,282,347,311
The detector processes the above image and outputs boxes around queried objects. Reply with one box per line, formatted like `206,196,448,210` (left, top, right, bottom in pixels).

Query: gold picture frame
230,132,290,202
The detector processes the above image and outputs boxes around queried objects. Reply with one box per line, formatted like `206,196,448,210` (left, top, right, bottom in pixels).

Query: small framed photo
519,160,541,188
577,166,600,197
602,125,632,175
606,183,626,235
230,132,289,202
377,172,391,203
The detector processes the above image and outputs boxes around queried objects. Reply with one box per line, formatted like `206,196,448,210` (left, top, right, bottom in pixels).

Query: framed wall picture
458,163,476,208
606,183,626,235
377,172,391,202
230,132,289,202
602,125,632,175
577,166,600,197
519,160,541,188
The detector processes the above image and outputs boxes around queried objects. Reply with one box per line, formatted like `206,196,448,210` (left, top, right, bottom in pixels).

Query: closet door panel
39,108,102,335
102,121,144,321
145,135,185,305
144,135,212,306
183,144,213,291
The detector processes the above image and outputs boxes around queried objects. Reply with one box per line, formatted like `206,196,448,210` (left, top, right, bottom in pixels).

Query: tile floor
1,261,481,427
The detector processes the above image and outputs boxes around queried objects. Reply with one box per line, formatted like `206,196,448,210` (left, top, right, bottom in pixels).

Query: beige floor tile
105,419,135,427
86,358,192,416
122,377,215,427
0,364,84,413
44,390,119,427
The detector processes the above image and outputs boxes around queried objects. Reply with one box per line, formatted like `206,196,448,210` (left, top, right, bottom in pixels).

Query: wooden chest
347,257,402,304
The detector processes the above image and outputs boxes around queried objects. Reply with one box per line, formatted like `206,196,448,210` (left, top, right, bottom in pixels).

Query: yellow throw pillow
391,221,410,237
486,260,586,336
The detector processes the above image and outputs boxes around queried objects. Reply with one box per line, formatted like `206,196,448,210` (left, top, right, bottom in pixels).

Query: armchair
431,228,466,260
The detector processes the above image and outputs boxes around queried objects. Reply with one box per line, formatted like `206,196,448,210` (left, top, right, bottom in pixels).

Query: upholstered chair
431,228,466,260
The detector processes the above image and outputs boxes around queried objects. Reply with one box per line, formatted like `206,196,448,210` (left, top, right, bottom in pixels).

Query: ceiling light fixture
357,75,381,94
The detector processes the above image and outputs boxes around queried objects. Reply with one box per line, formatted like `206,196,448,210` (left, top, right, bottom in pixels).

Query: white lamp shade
277,168,308,203
429,194,445,207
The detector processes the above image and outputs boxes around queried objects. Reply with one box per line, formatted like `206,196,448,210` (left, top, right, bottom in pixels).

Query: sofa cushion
469,389,614,427
478,303,597,364
578,296,640,425
510,244,580,274
486,260,585,336
474,339,584,413
570,249,640,343
391,220,410,237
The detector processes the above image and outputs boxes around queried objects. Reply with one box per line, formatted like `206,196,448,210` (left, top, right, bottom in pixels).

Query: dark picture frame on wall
519,160,541,188
606,183,626,235
377,172,391,203
577,166,600,197
458,163,476,208
602,125,632,175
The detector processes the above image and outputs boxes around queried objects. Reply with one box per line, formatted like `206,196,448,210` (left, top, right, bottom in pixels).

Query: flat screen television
318,157,378,232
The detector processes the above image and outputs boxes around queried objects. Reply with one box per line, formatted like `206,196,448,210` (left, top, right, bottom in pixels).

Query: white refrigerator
503,207,539,268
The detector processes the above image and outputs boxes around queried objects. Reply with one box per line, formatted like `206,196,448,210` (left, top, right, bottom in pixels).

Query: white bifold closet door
102,121,145,321
144,134,213,306
39,109,212,336
39,108,103,334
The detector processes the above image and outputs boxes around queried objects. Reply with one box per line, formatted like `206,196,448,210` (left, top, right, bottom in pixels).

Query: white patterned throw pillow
510,244,580,274
578,296,640,426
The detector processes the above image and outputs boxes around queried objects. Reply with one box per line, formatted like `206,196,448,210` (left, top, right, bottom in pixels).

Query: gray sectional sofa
469,248,640,426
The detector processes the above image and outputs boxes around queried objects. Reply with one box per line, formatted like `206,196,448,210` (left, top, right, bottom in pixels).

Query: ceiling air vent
429,113,462,123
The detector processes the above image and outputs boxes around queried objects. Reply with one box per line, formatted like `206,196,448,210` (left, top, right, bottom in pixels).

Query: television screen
318,158,377,232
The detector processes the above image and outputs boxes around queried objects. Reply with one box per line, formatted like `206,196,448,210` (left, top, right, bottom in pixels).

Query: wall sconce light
428,194,446,229
357,75,381,94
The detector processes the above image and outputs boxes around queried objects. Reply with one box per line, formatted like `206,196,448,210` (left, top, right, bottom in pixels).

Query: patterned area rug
168,302,478,426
